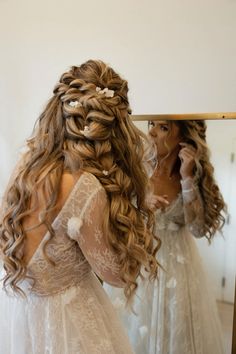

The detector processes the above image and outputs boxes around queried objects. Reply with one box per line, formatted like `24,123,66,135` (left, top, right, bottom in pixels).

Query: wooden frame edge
131,112,236,121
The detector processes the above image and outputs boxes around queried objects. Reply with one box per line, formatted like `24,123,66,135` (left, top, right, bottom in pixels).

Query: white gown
104,186,225,354
0,172,134,354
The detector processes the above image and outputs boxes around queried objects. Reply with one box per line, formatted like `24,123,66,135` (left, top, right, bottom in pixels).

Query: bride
0,60,159,354
105,119,226,354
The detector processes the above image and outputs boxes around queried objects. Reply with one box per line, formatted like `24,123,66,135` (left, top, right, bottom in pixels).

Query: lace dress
104,178,225,354
0,172,134,354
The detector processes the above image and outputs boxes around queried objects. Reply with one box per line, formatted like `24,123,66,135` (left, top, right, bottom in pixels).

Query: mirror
105,113,236,354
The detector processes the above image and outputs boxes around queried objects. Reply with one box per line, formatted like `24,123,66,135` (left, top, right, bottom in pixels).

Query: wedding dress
104,179,225,354
0,172,134,354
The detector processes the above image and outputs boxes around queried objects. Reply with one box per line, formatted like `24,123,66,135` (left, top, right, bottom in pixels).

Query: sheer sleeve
67,185,124,288
181,177,205,238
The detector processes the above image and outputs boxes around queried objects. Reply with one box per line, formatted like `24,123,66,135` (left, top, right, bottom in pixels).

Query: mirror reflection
104,119,236,354
1,106,235,354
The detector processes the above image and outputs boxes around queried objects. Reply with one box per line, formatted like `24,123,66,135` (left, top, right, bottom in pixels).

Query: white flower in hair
96,86,114,98
102,170,109,176
80,125,90,136
69,100,82,107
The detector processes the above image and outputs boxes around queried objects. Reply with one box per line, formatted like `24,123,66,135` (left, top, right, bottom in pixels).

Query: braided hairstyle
0,60,160,299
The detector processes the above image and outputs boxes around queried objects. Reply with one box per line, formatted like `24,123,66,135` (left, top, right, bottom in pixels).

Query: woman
105,119,226,354
0,60,159,354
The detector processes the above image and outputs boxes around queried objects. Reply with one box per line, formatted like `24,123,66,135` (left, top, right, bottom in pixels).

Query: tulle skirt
105,227,225,354
0,271,134,354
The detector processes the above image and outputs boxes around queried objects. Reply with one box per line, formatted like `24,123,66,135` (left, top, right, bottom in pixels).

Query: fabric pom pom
177,255,185,264
139,325,148,338
67,217,83,239
112,297,126,310
166,277,177,289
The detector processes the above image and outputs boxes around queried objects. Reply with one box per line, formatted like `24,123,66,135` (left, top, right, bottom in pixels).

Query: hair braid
0,60,159,300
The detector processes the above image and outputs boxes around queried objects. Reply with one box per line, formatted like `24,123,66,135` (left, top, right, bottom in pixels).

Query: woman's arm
67,186,124,287
181,177,205,238
179,143,206,238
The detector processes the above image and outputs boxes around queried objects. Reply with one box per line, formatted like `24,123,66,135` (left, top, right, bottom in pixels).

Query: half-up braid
0,60,160,300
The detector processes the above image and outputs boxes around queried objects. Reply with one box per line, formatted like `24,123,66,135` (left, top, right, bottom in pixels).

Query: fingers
179,143,196,155
179,149,195,160
179,144,196,162
149,195,169,210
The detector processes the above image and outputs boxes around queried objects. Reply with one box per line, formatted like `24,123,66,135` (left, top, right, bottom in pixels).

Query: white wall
0,0,235,304
0,0,236,188
196,120,236,302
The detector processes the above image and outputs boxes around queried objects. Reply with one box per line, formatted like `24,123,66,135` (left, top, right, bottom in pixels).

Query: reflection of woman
0,60,159,354
105,120,226,354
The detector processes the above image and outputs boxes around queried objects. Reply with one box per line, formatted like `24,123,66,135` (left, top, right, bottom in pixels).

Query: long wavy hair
0,60,160,299
151,120,226,241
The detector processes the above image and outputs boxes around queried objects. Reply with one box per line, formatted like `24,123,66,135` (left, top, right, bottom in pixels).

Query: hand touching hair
175,120,226,240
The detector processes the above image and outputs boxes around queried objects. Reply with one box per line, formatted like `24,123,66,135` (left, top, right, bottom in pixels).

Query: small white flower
177,255,185,264
112,297,126,310
80,125,90,136
96,86,114,98
139,325,148,338
102,170,109,176
67,217,83,239
103,87,115,98
68,100,82,107
166,277,177,289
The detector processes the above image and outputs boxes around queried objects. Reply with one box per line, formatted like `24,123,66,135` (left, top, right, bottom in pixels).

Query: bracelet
180,177,194,184
182,188,194,193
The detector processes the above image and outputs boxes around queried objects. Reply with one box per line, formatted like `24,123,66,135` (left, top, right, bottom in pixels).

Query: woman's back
22,172,81,267
0,172,134,353
0,59,158,354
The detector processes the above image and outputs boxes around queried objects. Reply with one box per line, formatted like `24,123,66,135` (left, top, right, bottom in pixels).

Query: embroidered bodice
155,178,205,238
9,172,123,296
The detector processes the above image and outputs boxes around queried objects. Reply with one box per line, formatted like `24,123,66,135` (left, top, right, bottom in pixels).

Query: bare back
22,172,82,266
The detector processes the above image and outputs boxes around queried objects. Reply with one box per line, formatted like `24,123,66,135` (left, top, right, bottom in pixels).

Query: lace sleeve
181,177,205,238
67,185,124,288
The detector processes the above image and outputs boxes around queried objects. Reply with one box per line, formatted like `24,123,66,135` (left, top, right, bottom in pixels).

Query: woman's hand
178,143,197,179
147,194,170,211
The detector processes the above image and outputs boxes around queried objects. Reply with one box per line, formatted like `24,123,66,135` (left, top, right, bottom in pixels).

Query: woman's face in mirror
148,120,182,158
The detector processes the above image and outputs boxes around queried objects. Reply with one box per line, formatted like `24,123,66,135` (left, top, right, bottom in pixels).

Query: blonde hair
0,60,160,299
166,120,226,240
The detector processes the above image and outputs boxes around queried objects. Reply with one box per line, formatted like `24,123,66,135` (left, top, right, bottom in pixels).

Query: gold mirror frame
132,112,236,354
131,112,236,121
